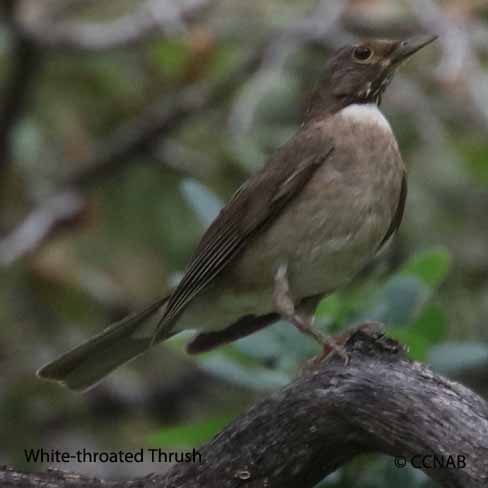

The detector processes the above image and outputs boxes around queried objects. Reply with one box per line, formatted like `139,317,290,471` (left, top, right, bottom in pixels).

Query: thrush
38,35,437,391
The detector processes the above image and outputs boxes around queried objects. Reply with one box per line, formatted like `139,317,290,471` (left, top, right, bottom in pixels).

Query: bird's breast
231,103,405,302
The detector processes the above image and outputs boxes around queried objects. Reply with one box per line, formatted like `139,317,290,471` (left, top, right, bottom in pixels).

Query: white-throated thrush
38,35,437,391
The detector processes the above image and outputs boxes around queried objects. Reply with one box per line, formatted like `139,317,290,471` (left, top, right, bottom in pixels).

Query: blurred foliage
147,414,236,448
1,0,488,486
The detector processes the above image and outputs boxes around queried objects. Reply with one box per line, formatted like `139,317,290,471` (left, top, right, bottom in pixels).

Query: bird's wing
377,172,407,251
154,132,334,340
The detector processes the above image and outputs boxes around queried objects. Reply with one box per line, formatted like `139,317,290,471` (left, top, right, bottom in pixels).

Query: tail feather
37,298,170,392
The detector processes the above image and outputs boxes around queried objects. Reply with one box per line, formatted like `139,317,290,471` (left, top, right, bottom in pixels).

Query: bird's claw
304,336,350,371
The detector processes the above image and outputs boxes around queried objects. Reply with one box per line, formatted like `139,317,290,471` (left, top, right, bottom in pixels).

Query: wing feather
153,133,334,341
377,172,407,251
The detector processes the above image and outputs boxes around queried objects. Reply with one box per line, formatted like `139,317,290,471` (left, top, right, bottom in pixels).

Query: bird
37,35,437,391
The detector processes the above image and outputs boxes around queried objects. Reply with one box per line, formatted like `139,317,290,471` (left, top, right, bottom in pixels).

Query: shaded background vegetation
0,0,487,486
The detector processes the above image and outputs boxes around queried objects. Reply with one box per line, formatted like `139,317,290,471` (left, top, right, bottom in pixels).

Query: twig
0,51,263,265
0,191,84,266
1,325,487,487
66,49,262,190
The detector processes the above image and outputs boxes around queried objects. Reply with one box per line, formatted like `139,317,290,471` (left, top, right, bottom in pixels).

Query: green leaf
147,415,235,448
207,43,245,81
198,352,290,391
356,248,452,329
316,289,370,331
386,327,431,361
410,303,448,345
180,179,223,227
386,304,448,360
400,247,451,288
229,325,284,361
455,137,488,184
316,294,343,323
429,341,488,374
149,39,190,80
357,275,430,327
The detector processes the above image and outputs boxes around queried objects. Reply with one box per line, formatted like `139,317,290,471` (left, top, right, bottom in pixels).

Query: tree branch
1,324,487,487
0,50,263,266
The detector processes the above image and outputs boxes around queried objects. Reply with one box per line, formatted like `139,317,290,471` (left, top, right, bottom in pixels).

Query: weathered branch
1,325,487,488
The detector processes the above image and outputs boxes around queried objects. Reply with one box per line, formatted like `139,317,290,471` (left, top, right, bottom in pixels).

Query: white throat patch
339,103,392,133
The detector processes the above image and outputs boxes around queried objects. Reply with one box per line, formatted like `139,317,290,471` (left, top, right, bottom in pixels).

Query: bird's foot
307,336,350,369
304,321,385,370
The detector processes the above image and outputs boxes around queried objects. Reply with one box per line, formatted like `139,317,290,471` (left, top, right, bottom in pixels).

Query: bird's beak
391,34,438,64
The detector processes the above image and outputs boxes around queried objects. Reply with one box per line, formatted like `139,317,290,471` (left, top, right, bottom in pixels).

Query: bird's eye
353,46,373,62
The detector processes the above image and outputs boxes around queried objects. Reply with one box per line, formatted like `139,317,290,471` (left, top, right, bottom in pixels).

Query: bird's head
306,35,437,118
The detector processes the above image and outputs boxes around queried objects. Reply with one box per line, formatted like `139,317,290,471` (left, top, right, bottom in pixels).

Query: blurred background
0,0,487,486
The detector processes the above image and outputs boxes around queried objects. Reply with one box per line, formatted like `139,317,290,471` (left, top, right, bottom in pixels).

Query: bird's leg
272,264,324,342
307,335,349,367
272,264,349,365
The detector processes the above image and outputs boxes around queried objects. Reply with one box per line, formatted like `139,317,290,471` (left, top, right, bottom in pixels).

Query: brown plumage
37,35,436,391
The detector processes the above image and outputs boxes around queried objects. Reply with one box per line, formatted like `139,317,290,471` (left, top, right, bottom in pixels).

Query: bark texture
2,325,488,488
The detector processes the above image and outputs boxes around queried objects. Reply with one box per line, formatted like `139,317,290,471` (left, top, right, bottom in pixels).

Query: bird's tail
37,298,172,392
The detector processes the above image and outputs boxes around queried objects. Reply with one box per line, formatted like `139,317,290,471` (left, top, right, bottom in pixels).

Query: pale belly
179,166,402,333
178,104,405,332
